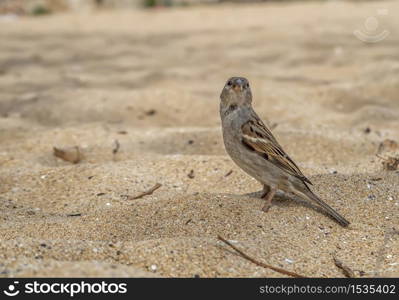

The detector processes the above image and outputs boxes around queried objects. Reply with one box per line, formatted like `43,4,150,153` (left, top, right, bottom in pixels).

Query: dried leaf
377,139,398,154
53,146,81,164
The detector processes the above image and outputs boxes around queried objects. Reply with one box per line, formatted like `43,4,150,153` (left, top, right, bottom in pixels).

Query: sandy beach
0,0,398,277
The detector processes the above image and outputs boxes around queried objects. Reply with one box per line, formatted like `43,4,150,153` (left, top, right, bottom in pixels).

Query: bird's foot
262,202,272,212
260,186,276,213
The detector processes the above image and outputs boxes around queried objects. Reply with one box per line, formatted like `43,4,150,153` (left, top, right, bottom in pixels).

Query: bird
219,76,350,227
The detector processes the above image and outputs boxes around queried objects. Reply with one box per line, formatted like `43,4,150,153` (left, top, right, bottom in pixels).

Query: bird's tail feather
299,187,350,227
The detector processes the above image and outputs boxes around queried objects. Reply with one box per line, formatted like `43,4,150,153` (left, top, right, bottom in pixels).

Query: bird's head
220,77,252,110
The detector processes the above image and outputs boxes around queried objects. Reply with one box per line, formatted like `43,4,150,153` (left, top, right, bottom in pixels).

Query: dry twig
224,170,233,177
333,256,355,278
112,139,120,159
129,183,162,200
67,213,82,217
217,235,305,278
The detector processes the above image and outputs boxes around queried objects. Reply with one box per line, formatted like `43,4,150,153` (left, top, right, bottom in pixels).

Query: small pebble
284,258,294,264
150,264,157,271
188,170,195,179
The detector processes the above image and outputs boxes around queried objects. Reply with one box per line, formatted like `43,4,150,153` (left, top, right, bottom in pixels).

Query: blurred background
4,0,285,14
1,0,398,144
1,0,397,130
5,0,280,14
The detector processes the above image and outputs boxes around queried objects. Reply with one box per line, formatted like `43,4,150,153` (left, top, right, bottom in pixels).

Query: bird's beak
232,85,243,92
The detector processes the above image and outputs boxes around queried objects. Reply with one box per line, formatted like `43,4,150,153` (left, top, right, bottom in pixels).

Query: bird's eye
245,83,249,89
227,81,232,87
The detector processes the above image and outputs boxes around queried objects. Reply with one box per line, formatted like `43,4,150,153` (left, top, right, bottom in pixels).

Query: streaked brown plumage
220,76,350,227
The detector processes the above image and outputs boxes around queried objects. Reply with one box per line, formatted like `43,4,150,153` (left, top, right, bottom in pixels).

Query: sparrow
219,77,350,227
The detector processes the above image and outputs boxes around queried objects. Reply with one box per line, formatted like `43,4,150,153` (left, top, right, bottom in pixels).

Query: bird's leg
261,185,276,212
260,185,270,198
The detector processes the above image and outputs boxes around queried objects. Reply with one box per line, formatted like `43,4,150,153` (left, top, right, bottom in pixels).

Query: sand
0,1,398,277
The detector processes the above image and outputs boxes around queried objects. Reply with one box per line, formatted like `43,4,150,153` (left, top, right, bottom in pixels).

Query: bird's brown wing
241,117,312,185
